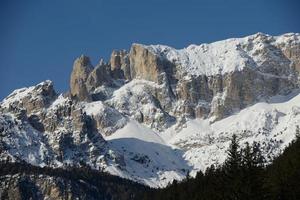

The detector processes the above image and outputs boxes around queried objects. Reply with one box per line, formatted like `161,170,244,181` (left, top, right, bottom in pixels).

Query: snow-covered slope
162,90,300,174
1,33,300,188
1,81,299,187
141,32,300,76
106,120,190,187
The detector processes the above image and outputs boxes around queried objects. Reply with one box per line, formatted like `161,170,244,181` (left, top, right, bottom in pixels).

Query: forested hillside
147,130,300,200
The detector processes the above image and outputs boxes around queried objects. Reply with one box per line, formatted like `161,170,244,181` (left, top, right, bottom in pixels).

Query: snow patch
138,33,300,76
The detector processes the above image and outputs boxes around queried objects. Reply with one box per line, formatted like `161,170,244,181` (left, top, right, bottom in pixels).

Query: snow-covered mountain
1,33,300,187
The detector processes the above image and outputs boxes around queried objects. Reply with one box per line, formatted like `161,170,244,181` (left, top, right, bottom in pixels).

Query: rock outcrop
129,43,163,82
1,80,56,115
126,33,300,120
0,81,121,171
86,60,113,91
70,55,93,101
0,172,145,200
70,56,114,101
110,50,130,80
67,33,300,125
0,174,98,200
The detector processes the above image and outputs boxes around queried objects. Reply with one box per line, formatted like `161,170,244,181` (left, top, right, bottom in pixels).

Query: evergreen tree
223,134,243,200
241,142,265,200
265,129,300,199
252,142,265,167
242,142,253,169
225,134,242,171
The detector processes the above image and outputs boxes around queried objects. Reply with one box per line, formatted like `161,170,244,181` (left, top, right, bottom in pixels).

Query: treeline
147,132,300,200
0,160,149,200
1,132,300,199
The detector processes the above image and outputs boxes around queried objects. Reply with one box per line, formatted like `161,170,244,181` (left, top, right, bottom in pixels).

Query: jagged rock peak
129,43,168,83
110,50,125,70
110,50,130,80
70,55,117,101
1,80,57,113
70,55,93,101
75,55,93,68
86,59,112,92
68,33,300,121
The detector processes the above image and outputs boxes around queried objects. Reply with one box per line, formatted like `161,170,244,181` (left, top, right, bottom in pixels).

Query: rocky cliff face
70,55,93,101
70,33,299,123
111,50,130,80
127,33,299,121
0,174,93,200
0,169,146,200
1,33,300,188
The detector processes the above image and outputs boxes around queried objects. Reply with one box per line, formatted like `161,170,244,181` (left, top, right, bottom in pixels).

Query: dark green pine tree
224,134,242,171
242,142,253,169
240,142,265,200
265,128,300,200
223,134,243,200
252,142,265,167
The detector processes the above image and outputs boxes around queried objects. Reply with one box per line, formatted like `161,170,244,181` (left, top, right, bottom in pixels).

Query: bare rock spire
70,55,93,101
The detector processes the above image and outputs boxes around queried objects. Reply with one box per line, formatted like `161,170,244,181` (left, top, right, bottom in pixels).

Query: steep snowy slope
0,83,190,188
141,32,300,76
162,90,300,175
106,120,190,187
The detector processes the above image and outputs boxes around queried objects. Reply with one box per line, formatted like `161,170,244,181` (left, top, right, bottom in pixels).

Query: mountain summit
1,33,300,187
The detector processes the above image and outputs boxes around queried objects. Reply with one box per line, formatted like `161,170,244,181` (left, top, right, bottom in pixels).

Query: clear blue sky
1,0,299,99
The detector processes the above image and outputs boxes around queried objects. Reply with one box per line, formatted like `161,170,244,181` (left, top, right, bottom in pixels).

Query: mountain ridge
1,32,300,187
